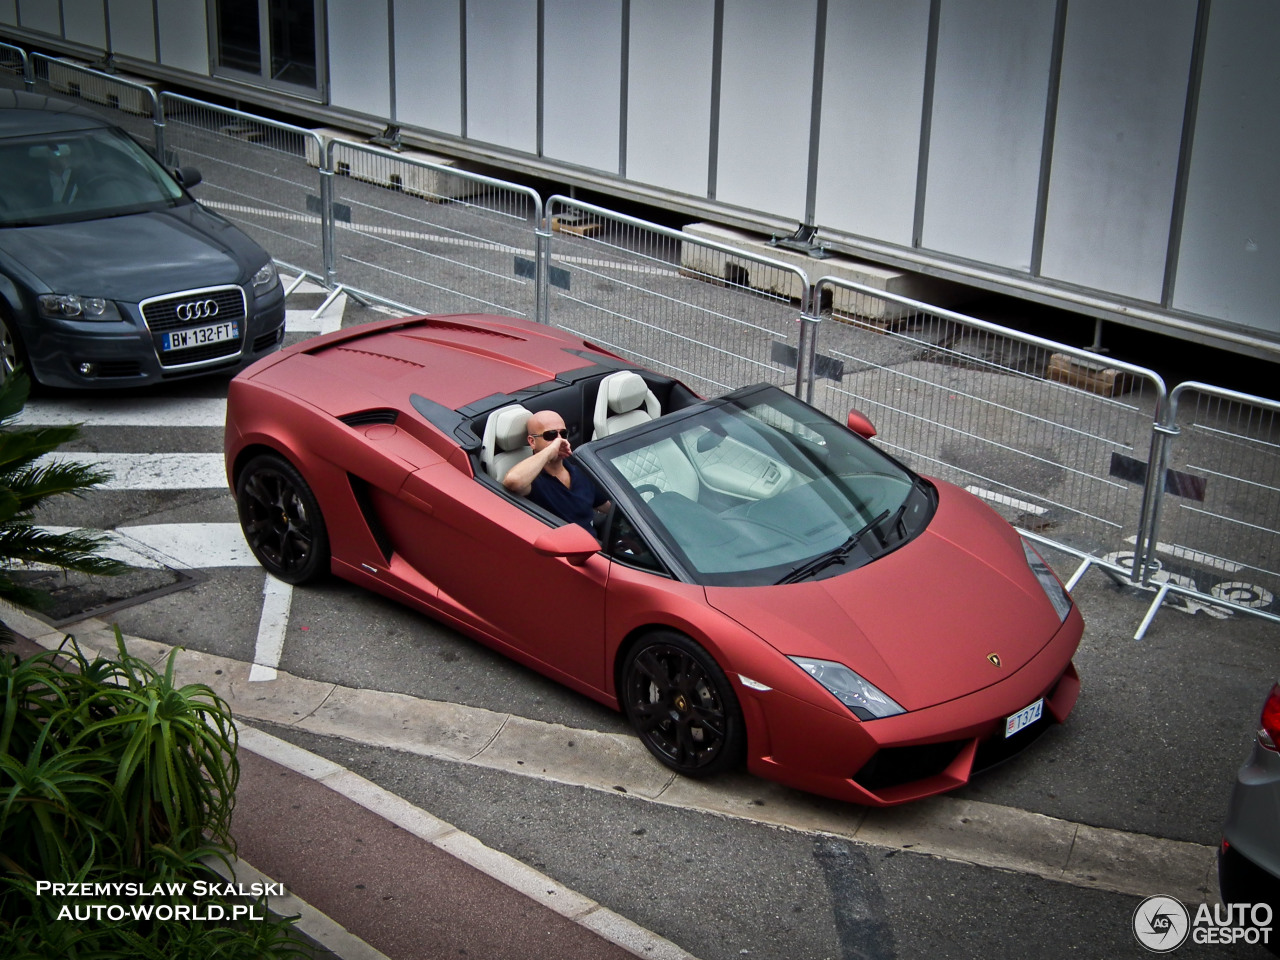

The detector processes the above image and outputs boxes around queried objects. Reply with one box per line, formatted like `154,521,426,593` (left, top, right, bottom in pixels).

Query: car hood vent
338,409,400,427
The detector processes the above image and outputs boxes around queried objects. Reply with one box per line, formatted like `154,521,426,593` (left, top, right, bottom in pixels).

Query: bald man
503,409,610,530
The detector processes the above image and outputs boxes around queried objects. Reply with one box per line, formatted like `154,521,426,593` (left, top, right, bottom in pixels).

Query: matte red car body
225,313,1083,806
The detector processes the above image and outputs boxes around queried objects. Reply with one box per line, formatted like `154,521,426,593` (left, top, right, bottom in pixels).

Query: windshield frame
578,383,936,587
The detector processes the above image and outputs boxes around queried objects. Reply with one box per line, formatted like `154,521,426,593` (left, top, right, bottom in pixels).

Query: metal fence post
796,282,821,402
535,200,551,325
1134,416,1179,586
320,141,337,288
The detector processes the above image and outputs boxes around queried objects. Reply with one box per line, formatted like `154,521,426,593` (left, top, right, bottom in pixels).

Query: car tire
0,307,31,387
236,453,330,585
620,630,744,778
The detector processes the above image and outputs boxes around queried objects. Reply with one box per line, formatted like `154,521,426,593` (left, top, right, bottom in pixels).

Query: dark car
0,90,285,389
226,312,1083,807
1220,680,1280,954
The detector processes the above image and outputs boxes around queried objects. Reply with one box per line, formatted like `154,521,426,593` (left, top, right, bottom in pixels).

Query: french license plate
162,321,238,351
1005,698,1044,738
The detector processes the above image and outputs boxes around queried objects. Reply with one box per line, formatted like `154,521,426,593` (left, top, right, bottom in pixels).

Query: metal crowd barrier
1133,382,1280,637
324,140,544,321
807,278,1167,579
28,53,162,156
543,197,814,400
0,40,27,87
1,44,1275,635
159,93,326,283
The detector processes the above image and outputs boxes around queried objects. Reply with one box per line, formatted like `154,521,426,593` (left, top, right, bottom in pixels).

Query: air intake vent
338,409,400,427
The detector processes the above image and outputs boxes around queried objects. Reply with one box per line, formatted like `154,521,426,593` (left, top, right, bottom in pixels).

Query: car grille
141,286,247,368
853,740,967,793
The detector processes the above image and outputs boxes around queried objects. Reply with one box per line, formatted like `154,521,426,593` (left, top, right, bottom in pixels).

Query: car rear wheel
236,453,330,584
620,631,744,777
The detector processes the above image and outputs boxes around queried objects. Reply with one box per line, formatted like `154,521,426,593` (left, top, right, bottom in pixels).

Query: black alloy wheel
621,631,744,777
236,453,330,584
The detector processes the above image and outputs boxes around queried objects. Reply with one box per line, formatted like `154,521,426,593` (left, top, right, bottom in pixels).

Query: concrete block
1046,353,1135,397
680,222,967,323
305,127,473,201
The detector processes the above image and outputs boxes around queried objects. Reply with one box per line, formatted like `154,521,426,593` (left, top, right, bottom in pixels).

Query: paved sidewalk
6,626,692,960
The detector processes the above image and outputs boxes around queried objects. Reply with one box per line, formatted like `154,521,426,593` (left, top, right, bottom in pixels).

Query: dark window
212,0,322,96
606,509,664,574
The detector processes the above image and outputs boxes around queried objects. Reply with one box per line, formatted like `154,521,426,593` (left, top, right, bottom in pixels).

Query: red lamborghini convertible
225,313,1082,806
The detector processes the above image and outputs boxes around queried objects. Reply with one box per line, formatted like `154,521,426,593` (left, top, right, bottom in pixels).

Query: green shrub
0,632,308,957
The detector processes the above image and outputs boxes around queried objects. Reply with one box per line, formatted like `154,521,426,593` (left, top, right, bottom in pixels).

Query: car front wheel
236,453,330,584
621,631,744,777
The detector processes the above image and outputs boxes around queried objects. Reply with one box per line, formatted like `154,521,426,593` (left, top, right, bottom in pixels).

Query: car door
394,461,610,697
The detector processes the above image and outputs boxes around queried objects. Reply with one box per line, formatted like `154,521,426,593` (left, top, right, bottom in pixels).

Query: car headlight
1023,539,1073,623
252,261,279,292
788,656,905,721
37,294,121,321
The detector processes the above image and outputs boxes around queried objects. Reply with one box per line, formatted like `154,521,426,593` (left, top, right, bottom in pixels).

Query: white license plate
163,321,239,351
1005,698,1044,738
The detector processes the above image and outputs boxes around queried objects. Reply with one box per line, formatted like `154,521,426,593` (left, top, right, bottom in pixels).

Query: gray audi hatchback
0,90,285,389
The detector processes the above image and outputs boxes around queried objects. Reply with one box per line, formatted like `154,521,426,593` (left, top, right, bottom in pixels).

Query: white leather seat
612,437,700,501
592,371,661,439
480,404,532,482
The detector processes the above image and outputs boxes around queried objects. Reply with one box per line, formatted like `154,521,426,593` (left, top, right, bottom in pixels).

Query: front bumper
19,280,286,389
1220,738,1280,912
745,603,1084,806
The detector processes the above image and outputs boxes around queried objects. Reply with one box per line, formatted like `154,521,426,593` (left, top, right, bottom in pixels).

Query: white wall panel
0,1,19,27
64,0,107,48
815,0,930,246
921,0,1056,270
1039,0,1195,303
626,0,714,197
465,0,536,152
393,0,462,135
715,0,815,218
328,0,391,118
156,0,209,75
542,0,620,173
1174,1,1280,336
108,0,156,61
19,1,62,35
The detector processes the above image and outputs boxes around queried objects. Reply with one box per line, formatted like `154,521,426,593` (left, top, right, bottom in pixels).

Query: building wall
2,0,1276,350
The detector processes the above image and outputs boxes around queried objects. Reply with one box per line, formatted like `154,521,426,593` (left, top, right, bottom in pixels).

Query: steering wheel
633,483,663,501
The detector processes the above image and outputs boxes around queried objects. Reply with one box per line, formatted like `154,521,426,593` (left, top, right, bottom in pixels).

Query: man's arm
502,439,565,496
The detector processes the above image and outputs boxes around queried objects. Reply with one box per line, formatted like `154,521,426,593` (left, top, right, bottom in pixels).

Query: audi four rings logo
175,300,219,322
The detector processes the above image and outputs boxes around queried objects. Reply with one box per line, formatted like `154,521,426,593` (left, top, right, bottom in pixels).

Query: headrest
492,405,531,451
606,372,651,414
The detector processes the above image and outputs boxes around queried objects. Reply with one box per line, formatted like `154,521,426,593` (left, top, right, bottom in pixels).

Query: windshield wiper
777,509,890,584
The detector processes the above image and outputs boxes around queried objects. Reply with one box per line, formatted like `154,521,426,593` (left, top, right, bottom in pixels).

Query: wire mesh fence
159,93,325,281
807,278,1167,565
325,141,542,319
0,40,26,86
1142,383,1280,621
28,54,160,147
544,197,811,399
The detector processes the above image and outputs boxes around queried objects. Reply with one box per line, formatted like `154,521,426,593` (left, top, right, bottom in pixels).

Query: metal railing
325,140,545,321
0,40,27,87
543,197,814,401
1,45,1275,636
807,278,1168,580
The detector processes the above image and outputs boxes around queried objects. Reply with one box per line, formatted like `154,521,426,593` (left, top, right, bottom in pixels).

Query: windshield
0,125,186,227
591,384,935,586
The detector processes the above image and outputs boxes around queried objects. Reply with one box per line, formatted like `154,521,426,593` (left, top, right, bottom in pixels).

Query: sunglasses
533,428,569,441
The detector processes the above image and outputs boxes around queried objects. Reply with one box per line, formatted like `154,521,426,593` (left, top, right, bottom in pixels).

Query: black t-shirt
529,461,606,530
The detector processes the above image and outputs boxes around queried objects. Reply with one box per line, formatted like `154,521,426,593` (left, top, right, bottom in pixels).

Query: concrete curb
14,609,1218,908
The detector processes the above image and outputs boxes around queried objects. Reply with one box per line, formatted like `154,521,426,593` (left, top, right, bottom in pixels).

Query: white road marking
44,452,226,490
249,575,294,682
17,397,227,427
964,486,1049,516
1121,535,1243,573
285,289,347,335
39,522,255,569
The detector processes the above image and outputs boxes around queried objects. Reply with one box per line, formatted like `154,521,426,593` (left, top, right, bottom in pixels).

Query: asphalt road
17,279,1279,960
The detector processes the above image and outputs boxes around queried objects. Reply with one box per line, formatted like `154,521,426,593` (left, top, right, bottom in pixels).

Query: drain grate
8,565,203,628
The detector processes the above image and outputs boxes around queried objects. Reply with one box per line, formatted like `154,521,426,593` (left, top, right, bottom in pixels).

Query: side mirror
846,409,877,439
533,523,600,566
174,166,203,189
